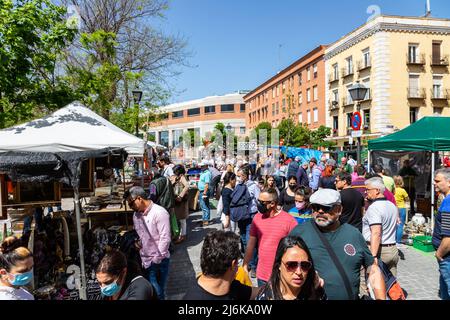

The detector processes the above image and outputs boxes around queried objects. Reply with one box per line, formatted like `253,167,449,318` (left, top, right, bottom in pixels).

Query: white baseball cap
310,189,341,206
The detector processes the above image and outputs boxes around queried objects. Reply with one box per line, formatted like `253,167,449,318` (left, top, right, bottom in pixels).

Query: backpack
229,183,251,222
151,177,175,209
367,260,407,300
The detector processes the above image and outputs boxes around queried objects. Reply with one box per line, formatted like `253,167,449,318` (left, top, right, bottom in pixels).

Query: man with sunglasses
125,186,172,300
289,189,386,300
242,188,298,287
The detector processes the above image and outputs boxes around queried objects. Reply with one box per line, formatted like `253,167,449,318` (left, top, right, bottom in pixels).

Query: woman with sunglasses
256,235,326,300
0,237,34,300
96,250,156,300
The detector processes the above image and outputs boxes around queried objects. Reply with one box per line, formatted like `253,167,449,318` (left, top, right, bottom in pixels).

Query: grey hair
365,177,386,193
435,168,450,181
128,186,146,199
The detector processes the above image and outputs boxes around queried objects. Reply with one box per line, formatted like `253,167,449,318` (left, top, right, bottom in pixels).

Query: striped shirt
432,194,450,258
249,211,298,281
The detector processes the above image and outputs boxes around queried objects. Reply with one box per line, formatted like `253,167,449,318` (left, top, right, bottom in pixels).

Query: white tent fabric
0,101,145,157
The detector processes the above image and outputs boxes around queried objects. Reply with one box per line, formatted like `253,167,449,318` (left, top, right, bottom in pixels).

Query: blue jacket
246,180,260,215
309,166,322,190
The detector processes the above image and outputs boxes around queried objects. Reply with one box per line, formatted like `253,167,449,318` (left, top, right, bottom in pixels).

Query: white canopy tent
0,101,145,157
0,101,145,299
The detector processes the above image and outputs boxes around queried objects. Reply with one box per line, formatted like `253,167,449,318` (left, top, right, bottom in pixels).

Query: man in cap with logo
289,189,385,300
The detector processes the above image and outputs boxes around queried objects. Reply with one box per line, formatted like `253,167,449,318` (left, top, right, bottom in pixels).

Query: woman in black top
256,235,326,301
96,250,155,300
221,172,236,230
279,176,297,212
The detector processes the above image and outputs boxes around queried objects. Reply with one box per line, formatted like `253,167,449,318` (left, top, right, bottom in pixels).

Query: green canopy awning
368,117,450,152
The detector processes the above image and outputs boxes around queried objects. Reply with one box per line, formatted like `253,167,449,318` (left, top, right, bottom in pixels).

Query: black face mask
257,200,270,214
289,184,297,191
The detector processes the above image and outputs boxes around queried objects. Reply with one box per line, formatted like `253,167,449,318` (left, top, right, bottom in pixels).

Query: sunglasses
283,260,312,272
311,203,336,212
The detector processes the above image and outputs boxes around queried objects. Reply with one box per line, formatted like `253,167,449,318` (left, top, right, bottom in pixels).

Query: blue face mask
101,281,122,297
9,270,33,286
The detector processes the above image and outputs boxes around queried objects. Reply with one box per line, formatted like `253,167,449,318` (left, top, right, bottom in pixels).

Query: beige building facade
325,15,450,148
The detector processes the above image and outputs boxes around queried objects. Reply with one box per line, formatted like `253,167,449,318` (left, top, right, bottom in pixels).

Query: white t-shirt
362,199,398,245
0,286,34,300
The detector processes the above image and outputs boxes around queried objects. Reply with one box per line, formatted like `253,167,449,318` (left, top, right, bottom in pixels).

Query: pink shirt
250,211,298,281
133,202,171,268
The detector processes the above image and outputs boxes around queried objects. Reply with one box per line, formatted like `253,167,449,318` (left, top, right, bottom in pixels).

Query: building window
240,127,246,134
307,67,311,81
282,82,286,94
408,44,419,63
346,84,353,104
276,102,279,114
204,106,215,114
409,74,420,97
410,107,418,124
363,49,371,68
221,104,234,112
272,88,275,98
187,108,200,116
298,72,302,85
272,103,275,116
333,63,338,81
298,92,303,105
432,41,442,65
240,104,246,112
159,131,169,148
282,99,286,112
362,78,371,100
299,112,303,123
363,110,370,128
346,56,353,74
313,108,318,123
333,116,338,131
277,85,280,97
313,63,318,78
172,110,184,118
307,110,311,124
172,129,183,147
347,113,353,128
332,89,339,103
307,88,311,103
313,86,318,101
433,76,443,98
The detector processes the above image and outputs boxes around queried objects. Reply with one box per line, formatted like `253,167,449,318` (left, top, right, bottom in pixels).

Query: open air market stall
368,116,450,231
0,101,145,299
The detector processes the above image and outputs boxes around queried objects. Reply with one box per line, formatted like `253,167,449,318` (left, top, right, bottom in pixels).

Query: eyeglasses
258,200,272,205
365,188,377,193
127,197,138,206
283,260,312,273
311,203,336,213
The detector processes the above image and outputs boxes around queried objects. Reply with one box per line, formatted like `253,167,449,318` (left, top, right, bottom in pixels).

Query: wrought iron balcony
328,73,339,84
407,88,426,99
341,67,354,79
328,100,340,111
431,55,449,67
431,89,449,100
406,53,426,66
357,59,372,71
342,97,354,107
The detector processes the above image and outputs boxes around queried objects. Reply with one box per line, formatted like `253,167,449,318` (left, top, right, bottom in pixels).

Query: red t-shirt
249,211,298,281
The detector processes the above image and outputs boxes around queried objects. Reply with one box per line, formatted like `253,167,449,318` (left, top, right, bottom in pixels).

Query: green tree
0,0,77,128
309,125,335,149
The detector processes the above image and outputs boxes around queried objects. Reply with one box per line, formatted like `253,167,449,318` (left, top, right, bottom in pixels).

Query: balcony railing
341,67,354,79
346,127,352,136
357,59,372,71
342,97,354,107
431,55,449,67
328,73,339,84
328,100,340,111
407,88,426,99
406,53,426,65
431,89,449,100
332,129,338,137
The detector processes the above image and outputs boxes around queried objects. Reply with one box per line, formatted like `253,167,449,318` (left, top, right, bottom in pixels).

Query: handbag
170,211,180,239
311,221,355,300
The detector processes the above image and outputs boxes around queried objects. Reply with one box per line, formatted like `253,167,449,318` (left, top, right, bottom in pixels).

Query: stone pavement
166,209,442,300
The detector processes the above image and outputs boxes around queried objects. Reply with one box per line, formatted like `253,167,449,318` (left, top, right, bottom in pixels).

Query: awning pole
367,150,371,173
431,151,435,230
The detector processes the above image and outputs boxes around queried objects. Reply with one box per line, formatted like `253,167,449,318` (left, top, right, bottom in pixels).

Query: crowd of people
1,152,450,301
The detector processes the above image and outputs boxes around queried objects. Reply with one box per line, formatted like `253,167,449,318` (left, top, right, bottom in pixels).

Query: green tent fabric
368,117,450,152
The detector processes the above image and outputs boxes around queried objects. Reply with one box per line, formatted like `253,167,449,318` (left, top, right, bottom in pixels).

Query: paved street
166,209,442,300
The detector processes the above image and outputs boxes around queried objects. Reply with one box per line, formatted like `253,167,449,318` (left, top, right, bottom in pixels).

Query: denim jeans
145,258,170,300
238,214,258,271
199,191,210,222
23,207,44,233
439,258,450,300
396,208,407,243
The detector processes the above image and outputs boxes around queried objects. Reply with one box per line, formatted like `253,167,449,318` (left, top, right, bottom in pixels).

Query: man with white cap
198,159,212,226
289,188,385,300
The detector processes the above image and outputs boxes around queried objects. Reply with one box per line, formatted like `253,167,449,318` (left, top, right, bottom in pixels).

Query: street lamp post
132,89,143,137
348,81,368,165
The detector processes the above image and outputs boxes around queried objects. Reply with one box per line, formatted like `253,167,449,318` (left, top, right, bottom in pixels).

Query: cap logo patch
344,244,356,256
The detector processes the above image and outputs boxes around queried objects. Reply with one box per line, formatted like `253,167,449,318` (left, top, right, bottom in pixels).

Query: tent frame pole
74,160,87,300
367,150,371,173
431,151,435,230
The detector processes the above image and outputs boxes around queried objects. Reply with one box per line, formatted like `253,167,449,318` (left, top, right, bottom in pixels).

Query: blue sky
162,0,450,103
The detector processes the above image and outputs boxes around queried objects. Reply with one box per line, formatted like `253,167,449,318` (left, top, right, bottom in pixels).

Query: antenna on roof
425,0,431,17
